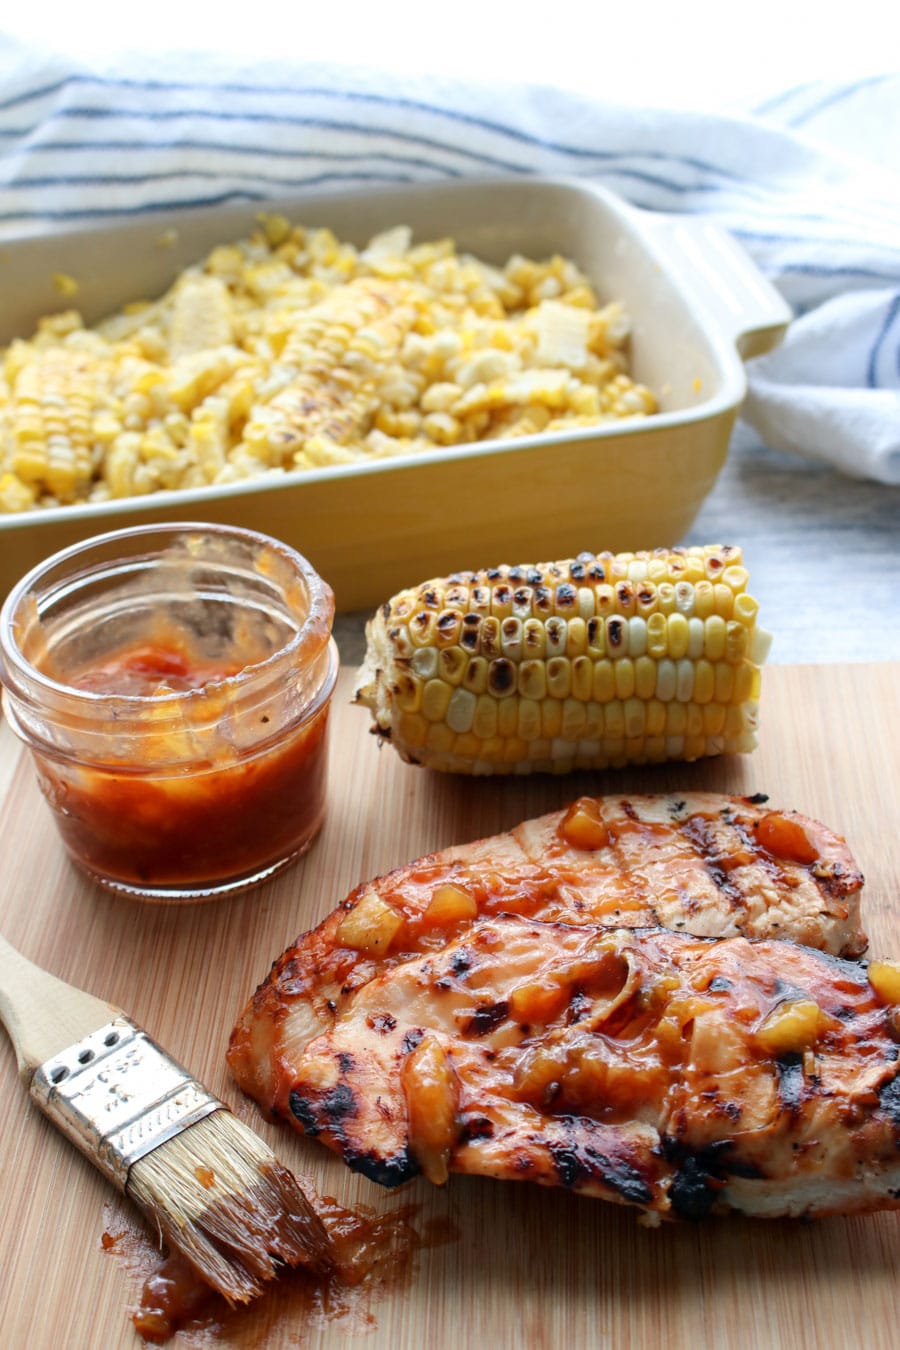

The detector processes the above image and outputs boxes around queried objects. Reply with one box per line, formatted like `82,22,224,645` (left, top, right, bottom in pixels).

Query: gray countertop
334,435,899,669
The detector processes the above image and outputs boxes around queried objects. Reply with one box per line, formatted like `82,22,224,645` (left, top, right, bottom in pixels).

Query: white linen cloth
1,41,898,484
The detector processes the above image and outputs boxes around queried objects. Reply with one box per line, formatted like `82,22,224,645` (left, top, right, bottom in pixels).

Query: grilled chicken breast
228,794,865,1119
238,918,900,1219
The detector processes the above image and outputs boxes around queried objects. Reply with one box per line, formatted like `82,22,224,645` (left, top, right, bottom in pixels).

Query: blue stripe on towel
866,292,900,388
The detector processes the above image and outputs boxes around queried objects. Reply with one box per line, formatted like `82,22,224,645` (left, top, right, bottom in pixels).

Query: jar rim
0,521,335,709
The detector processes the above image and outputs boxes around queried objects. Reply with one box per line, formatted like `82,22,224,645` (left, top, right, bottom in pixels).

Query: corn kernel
473,694,498,740
614,659,635,700
541,698,563,738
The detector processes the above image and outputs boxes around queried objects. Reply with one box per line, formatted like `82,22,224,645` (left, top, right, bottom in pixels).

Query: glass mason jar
0,523,339,902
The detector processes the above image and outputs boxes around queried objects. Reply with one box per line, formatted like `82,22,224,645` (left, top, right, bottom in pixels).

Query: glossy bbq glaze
228,792,866,1112
248,917,900,1220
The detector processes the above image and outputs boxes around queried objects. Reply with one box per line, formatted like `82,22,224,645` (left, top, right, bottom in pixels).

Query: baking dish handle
632,210,792,360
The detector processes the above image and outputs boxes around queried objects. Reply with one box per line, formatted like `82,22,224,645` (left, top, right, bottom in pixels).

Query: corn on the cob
168,274,234,358
354,545,771,775
239,278,421,466
5,347,106,503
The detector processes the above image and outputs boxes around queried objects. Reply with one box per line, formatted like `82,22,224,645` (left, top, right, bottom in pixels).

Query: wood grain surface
0,663,898,1350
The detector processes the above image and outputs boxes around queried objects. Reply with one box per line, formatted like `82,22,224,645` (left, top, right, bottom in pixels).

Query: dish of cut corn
0,216,657,514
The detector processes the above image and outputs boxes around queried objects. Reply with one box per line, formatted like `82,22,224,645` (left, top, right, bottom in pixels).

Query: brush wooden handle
0,934,122,1082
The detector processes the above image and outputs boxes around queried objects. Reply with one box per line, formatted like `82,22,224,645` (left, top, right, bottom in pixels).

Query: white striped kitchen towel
1,42,898,483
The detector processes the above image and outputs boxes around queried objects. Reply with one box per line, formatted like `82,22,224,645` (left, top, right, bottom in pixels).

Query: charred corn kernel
500,617,523,657
395,673,423,712
594,584,615,617
586,617,605,656
546,617,567,655
481,617,502,659
756,1000,821,1055
338,889,404,954
523,616,547,657
572,654,593,701
546,657,571,699
868,960,900,1005
463,657,488,695
356,547,768,774
423,883,478,926
435,611,462,647
438,646,467,685
519,659,547,700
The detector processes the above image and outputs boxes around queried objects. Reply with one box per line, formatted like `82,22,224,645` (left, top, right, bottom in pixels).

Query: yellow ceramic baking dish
0,177,790,610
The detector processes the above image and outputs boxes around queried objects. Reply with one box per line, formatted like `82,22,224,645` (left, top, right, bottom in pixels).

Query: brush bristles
126,1110,333,1304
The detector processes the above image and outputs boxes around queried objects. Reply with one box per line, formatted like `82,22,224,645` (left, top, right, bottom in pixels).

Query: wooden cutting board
0,663,897,1350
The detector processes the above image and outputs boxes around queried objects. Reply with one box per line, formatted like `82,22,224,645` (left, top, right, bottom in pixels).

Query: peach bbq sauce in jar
0,523,338,901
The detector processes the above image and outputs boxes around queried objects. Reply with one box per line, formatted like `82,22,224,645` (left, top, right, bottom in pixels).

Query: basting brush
0,932,333,1303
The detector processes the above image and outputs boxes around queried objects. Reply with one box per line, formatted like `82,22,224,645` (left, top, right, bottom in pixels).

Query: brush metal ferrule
30,1017,224,1190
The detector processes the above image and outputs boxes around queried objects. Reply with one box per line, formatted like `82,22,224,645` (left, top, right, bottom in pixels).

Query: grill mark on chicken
549,1139,654,1205
775,1054,808,1114
880,1075,900,1128
464,1002,510,1037
680,814,762,910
